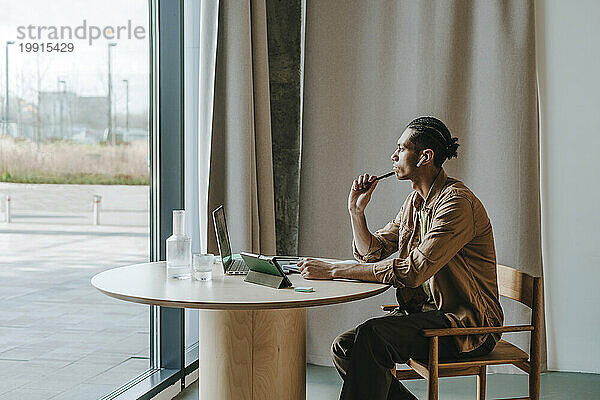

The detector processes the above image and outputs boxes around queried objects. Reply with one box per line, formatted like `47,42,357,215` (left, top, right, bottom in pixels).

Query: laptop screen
212,206,233,267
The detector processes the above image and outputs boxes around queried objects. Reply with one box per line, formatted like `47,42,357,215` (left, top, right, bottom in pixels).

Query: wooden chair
381,264,542,400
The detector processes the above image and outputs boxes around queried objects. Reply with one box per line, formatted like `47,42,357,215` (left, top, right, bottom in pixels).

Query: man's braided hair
406,116,459,168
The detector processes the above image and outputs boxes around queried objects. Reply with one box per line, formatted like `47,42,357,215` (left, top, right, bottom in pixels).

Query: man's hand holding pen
348,171,395,215
348,173,378,215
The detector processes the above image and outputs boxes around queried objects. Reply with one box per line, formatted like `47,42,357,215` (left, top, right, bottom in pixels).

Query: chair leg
530,278,542,400
530,362,541,400
427,336,438,400
477,366,486,400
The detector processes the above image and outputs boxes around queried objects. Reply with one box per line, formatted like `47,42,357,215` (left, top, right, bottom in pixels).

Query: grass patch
0,137,149,185
0,172,149,185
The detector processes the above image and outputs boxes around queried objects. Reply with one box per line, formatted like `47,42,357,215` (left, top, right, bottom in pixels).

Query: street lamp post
122,79,129,141
4,41,15,136
57,79,66,139
107,43,117,145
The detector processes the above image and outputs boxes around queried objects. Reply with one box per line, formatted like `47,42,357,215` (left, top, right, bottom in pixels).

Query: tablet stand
244,270,289,289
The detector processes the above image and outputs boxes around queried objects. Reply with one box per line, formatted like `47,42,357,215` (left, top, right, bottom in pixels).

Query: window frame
100,1,196,398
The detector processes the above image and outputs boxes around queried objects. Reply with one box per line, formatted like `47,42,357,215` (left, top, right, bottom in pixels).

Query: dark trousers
331,310,495,400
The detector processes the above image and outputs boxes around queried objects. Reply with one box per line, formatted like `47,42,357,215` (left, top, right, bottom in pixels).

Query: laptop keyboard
229,259,249,272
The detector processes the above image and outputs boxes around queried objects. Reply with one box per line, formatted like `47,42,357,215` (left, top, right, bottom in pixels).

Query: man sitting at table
297,116,504,400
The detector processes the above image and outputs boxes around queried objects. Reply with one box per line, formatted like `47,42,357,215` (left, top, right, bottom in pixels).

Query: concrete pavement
0,183,152,399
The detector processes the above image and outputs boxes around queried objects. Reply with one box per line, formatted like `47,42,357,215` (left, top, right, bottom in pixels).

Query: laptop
212,205,250,275
212,205,301,275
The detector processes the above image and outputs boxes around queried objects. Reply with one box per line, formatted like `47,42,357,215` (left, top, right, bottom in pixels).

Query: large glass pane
0,1,151,398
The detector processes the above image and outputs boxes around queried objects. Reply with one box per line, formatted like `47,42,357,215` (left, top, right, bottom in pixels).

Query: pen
362,171,395,190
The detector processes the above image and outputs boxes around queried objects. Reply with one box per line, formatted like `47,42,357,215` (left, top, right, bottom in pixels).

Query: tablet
240,252,292,288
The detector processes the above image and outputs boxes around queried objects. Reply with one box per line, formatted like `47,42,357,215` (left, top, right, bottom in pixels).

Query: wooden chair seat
397,340,530,380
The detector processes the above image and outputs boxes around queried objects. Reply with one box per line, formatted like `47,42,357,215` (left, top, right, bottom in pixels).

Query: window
0,1,152,399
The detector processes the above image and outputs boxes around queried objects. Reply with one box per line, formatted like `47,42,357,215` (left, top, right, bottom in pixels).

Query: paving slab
0,183,151,399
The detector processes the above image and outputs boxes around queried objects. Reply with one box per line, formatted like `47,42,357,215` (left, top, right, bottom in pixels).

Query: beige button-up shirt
353,168,504,353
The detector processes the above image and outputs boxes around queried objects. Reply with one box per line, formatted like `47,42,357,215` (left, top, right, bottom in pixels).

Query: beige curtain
207,0,276,256
300,0,542,372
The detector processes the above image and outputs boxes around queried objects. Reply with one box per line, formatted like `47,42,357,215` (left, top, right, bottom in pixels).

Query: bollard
5,195,11,223
93,195,102,225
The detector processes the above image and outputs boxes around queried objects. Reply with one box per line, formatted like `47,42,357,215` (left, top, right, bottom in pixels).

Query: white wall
537,0,600,373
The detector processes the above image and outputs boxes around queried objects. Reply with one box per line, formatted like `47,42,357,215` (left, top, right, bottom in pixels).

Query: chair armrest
421,325,534,337
381,304,398,312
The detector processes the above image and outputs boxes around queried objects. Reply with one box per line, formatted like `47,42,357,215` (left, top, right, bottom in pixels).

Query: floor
0,183,152,400
175,364,600,400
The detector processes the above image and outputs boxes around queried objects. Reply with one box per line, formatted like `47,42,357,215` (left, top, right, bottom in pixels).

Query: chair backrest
496,264,539,309
497,264,543,396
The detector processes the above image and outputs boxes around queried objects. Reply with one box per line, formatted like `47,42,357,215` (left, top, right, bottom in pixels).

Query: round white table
91,261,390,400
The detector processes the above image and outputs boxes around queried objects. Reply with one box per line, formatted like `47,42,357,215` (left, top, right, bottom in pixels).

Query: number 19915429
19,43,74,53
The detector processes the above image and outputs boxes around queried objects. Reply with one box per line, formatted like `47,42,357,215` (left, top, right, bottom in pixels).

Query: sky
0,0,149,114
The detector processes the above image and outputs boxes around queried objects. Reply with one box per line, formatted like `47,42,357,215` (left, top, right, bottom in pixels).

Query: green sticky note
294,286,314,292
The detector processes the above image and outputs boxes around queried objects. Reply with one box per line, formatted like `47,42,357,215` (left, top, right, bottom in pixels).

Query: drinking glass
192,254,215,281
